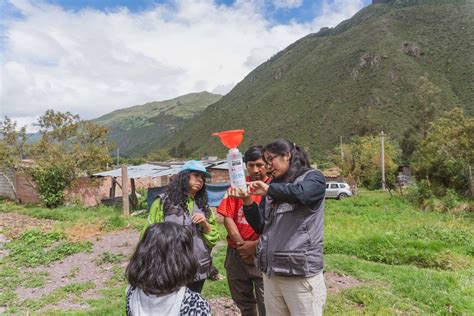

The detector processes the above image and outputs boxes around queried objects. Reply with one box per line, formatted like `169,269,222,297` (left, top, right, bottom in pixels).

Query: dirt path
1,212,362,314
16,229,138,310
0,212,56,237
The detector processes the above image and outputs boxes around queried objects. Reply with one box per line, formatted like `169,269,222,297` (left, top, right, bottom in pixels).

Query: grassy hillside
161,0,473,160
92,91,222,156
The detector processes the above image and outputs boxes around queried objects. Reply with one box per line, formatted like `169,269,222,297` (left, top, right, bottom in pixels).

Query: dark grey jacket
243,169,326,277
162,196,212,281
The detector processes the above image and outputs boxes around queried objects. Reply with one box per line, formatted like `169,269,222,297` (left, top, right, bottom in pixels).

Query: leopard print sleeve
125,286,135,316
180,288,211,315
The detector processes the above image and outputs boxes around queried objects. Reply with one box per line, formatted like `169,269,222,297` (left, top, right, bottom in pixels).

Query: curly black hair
126,222,198,295
163,170,210,218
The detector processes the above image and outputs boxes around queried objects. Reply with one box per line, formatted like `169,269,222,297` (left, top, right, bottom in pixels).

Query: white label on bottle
227,154,247,191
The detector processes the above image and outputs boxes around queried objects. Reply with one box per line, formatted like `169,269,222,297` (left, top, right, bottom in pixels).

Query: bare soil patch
209,297,241,315
0,212,55,238
325,271,363,293
65,222,105,242
16,229,139,311
0,212,56,260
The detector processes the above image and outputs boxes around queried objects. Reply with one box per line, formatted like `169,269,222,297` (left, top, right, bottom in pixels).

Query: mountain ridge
92,91,222,156
158,0,473,160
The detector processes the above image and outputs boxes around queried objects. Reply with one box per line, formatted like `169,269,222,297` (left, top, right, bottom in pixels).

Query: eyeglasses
264,154,281,164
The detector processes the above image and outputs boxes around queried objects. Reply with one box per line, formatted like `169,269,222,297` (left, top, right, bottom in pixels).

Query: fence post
121,165,129,217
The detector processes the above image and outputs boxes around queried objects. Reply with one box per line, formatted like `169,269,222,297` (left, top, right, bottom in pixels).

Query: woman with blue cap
143,160,220,293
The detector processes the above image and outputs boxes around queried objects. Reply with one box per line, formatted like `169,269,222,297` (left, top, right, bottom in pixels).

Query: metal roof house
92,160,230,208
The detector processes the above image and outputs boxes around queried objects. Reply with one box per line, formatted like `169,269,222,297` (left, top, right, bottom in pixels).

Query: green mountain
92,91,222,156
160,0,473,160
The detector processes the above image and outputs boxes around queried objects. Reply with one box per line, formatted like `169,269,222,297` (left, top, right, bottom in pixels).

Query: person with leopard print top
126,222,211,315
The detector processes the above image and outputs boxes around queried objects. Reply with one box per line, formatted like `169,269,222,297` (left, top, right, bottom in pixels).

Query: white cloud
312,0,364,30
1,0,365,132
9,116,40,133
272,0,304,9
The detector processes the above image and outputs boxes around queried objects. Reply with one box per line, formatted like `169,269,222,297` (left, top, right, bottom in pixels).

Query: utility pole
340,136,344,160
469,165,473,198
381,131,385,190
116,147,120,166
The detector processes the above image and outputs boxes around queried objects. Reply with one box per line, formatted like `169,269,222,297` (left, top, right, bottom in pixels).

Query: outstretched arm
267,170,326,208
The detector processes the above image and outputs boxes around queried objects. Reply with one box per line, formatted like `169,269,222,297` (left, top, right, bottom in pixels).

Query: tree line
331,107,473,206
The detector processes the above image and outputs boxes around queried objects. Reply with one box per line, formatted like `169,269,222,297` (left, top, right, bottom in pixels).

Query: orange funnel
213,129,245,149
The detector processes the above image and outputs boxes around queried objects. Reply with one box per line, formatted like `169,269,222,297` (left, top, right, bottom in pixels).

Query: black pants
225,247,265,316
188,279,206,293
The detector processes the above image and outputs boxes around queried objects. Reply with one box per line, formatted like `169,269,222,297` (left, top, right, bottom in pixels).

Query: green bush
405,180,433,206
417,180,433,202
137,187,148,210
442,189,461,210
405,181,469,213
31,164,73,208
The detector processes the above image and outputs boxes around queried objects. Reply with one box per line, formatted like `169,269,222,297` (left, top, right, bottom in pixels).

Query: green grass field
0,191,473,314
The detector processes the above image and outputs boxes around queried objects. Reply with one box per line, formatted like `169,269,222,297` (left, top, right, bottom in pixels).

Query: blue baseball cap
182,160,211,178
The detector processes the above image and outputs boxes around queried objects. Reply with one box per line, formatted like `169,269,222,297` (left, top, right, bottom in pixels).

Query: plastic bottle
227,148,247,192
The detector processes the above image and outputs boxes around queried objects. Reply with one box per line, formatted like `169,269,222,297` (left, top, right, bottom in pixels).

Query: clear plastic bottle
227,148,247,192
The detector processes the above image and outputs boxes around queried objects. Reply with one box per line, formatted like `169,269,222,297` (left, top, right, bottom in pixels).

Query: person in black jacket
230,138,327,316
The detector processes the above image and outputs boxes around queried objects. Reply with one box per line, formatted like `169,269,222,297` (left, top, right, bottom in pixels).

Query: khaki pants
263,272,326,316
225,247,265,316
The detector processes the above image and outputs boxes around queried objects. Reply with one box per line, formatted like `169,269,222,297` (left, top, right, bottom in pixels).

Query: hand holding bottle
247,181,269,196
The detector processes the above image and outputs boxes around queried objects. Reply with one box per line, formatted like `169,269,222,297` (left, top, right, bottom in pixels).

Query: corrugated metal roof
93,163,174,179
208,161,229,170
93,160,229,179
152,166,184,177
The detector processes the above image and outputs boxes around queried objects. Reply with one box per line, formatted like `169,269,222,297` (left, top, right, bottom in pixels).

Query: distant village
0,156,361,209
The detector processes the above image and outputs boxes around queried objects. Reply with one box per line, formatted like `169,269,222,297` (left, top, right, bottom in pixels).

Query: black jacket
243,169,326,234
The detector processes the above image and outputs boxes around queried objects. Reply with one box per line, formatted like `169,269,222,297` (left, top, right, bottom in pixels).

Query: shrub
417,180,433,201
442,189,461,210
405,180,433,206
136,187,148,210
31,164,73,208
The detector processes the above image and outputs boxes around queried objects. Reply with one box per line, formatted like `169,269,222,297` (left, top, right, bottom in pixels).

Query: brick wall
65,176,164,207
2,171,169,207
209,169,229,184
16,173,40,204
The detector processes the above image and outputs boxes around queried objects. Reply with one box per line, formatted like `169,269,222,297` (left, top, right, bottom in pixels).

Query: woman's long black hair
126,222,198,295
264,138,311,183
163,170,210,218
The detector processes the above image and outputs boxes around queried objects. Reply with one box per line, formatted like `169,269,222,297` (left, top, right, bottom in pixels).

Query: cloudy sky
1,0,370,131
